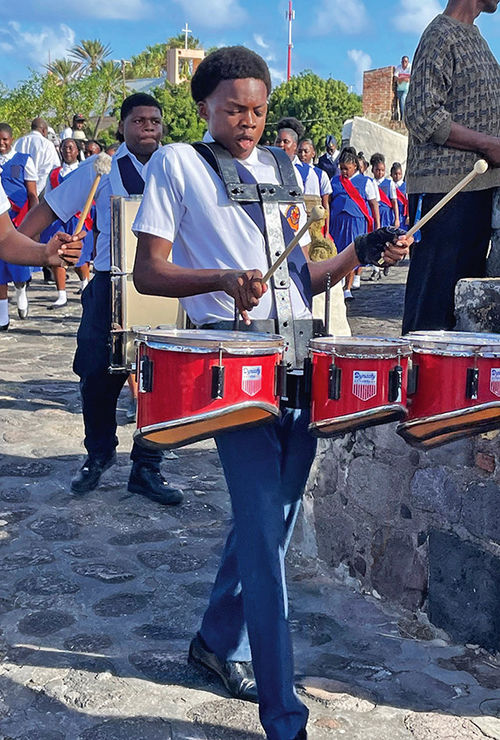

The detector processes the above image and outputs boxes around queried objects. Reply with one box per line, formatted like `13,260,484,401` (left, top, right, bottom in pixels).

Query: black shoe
188,633,258,703
0,322,9,331
127,463,183,505
70,453,116,494
292,730,307,740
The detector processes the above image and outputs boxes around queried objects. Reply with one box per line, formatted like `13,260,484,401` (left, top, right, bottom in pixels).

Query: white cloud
254,34,269,50
173,0,247,28
393,0,443,34
268,66,286,87
313,0,369,35
0,22,76,68
347,48,372,93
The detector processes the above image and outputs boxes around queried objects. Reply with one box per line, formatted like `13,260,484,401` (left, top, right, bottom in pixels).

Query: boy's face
0,131,13,155
198,78,268,160
118,105,163,161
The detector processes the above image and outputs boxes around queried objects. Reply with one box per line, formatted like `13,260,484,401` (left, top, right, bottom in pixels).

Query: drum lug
388,365,403,403
466,367,479,400
139,356,154,393
407,365,419,396
275,360,287,399
328,364,342,400
211,365,226,400
303,357,313,396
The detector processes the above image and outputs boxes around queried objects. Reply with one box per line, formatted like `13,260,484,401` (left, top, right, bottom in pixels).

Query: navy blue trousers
200,408,317,740
73,271,161,465
402,189,493,334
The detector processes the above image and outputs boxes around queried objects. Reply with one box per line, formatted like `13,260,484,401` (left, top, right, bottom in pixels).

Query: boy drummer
133,47,410,740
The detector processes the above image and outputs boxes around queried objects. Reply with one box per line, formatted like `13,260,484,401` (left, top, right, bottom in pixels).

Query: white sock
352,275,361,288
0,298,8,325
79,278,88,290
15,285,28,311
53,290,67,306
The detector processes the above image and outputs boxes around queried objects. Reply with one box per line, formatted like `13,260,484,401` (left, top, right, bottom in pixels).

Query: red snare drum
309,336,411,438
397,331,500,449
134,329,284,449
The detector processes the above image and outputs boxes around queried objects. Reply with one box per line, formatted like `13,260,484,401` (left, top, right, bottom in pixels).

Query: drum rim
309,335,412,358
405,330,500,356
136,328,284,354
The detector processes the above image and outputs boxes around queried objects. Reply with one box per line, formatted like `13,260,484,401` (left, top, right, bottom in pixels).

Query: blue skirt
330,213,367,253
0,260,31,284
379,202,394,228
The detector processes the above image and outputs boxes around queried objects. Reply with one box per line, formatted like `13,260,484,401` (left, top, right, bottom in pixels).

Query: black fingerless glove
354,227,406,266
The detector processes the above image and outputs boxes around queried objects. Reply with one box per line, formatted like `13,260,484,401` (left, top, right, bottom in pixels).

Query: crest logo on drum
242,366,262,397
285,205,300,231
490,368,500,397
352,370,377,401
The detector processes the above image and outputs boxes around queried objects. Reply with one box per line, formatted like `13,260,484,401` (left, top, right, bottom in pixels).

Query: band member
0,122,38,329
18,93,183,506
42,138,95,308
296,138,332,220
132,47,410,740
329,147,380,298
0,180,82,267
391,161,409,231
370,153,400,229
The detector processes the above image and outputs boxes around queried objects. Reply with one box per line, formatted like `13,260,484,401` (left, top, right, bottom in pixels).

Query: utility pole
287,1,295,82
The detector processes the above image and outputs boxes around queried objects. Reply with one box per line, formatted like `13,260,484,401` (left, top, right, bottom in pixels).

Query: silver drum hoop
406,331,500,358
309,335,412,360
136,329,284,356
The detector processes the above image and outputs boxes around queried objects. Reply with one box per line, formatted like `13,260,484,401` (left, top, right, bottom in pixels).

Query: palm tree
70,39,112,75
45,59,82,86
92,60,123,137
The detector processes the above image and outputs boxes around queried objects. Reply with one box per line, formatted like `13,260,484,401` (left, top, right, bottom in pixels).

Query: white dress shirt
295,160,332,197
375,176,397,199
133,142,312,326
14,130,60,194
0,147,37,181
45,143,146,272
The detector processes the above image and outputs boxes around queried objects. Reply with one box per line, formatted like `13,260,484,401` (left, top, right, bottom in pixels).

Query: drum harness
192,142,319,409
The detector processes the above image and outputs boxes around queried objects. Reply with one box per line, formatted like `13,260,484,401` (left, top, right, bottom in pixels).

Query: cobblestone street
1,266,500,740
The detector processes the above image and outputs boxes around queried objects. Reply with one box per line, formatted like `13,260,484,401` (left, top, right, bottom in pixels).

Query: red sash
8,198,29,227
339,176,374,232
377,185,393,209
50,167,62,190
396,188,408,217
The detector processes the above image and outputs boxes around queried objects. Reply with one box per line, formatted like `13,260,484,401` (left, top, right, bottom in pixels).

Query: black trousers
402,189,493,335
73,271,162,465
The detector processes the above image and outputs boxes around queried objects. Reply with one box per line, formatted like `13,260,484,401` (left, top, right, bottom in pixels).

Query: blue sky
1,0,500,92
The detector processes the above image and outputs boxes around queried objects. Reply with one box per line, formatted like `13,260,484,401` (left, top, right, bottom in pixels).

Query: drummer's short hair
191,46,272,102
120,93,162,121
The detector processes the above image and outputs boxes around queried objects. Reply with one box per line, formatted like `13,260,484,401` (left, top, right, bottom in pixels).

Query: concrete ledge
455,278,500,333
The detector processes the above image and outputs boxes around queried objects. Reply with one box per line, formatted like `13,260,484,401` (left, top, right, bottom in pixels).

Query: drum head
309,335,412,359
406,331,500,357
136,328,284,355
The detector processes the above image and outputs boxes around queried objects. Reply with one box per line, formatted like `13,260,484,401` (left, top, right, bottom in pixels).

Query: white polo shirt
0,182,9,214
295,161,332,198
45,143,146,272
14,130,60,194
133,142,312,327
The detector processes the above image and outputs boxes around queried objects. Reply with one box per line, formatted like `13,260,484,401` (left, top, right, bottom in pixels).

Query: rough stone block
428,530,500,651
455,278,500,332
461,480,500,543
475,452,496,473
410,467,462,522
371,530,427,609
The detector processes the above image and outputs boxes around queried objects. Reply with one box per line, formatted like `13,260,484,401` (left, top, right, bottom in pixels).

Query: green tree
265,71,362,152
129,35,202,80
45,59,81,85
70,39,112,75
153,81,205,143
91,61,123,137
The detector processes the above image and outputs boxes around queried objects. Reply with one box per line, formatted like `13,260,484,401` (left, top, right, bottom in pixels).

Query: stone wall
302,423,500,651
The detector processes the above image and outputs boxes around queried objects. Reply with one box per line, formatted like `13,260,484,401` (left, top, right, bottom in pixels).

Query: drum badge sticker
490,368,500,397
285,205,300,232
242,366,262,397
352,370,377,401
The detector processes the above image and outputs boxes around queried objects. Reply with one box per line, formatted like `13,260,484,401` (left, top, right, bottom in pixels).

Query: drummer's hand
221,269,267,325
383,233,412,265
44,230,86,267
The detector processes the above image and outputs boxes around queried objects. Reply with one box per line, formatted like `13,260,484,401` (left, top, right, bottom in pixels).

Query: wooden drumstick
73,152,112,234
262,205,325,284
377,159,489,267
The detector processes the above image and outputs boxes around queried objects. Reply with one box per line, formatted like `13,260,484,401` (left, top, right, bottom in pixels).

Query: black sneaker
127,463,183,505
293,730,307,740
188,633,258,703
70,453,117,494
